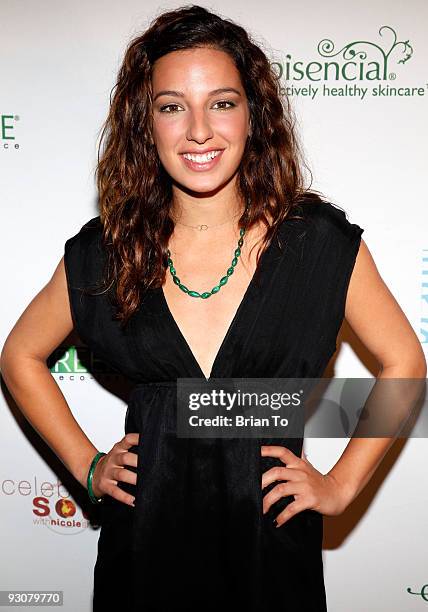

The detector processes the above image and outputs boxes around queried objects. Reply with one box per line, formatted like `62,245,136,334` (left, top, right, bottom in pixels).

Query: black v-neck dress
64,200,364,612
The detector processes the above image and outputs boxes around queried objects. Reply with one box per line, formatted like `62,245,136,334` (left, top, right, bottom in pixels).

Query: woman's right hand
91,433,139,507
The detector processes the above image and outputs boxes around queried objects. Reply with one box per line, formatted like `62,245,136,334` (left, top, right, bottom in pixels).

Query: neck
170,183,245,228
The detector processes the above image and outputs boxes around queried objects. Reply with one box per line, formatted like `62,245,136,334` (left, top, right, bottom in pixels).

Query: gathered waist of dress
134,380,178,388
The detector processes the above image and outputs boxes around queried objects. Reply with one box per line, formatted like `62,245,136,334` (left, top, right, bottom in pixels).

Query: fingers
121,432,140,449
261,445,301,467
262,481,304,515
102,464,136,507
260,448,311,522
92,433,141,507
104,480,136,508
110,466,138,487
273,499,308,528
261,465,303,490
116,450,138,469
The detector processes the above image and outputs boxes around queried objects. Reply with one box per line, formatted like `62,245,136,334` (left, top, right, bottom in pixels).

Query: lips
180,147,224,155
180,149,224,172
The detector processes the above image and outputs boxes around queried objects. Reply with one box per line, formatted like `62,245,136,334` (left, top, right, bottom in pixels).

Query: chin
183,179,233,196
173,169,238,194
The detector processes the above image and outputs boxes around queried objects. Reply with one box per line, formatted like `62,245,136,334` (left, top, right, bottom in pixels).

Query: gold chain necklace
170,209,242,231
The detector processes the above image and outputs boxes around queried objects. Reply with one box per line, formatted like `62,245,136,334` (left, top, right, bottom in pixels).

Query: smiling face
151,46,251,196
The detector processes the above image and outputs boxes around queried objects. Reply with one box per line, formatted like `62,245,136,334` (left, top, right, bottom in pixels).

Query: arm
326,238,427,503
0,257,100,489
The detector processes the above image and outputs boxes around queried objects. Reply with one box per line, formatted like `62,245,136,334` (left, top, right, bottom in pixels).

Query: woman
1,5,425,611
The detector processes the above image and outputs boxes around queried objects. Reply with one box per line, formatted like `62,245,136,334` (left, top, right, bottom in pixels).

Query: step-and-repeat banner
1,1,427,610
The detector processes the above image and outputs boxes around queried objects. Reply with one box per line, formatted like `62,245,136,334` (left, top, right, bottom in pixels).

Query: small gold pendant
197,224,209,231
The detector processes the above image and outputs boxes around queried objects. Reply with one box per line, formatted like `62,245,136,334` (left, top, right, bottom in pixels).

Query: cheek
153,120,181,152
212,114,248,144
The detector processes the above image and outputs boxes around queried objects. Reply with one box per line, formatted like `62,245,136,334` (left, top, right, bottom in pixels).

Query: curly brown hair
94,4,326,328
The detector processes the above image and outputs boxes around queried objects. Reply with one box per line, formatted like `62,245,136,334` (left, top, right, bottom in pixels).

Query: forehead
151,47,242,90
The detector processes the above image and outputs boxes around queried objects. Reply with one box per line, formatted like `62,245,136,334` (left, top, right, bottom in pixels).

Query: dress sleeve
63,216,105,349
301,200,364,354
324,203,364,334
63,216,142,382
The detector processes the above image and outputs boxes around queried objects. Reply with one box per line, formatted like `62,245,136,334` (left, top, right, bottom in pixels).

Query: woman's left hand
261,445,352,527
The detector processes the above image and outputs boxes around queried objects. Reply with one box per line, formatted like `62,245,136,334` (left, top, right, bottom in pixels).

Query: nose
186,108,214,144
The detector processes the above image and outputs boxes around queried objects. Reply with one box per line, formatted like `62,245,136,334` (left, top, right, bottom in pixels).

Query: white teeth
182,150,221,163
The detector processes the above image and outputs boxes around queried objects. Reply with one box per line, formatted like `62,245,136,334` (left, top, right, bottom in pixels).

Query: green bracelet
87,451,106,504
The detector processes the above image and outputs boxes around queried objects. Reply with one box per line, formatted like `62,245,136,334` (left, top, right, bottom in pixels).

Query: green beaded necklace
166,227,246,299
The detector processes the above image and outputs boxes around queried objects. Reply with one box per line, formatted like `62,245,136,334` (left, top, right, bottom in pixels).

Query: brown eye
159,100,236,113
213,100,236,110
159,104,181,113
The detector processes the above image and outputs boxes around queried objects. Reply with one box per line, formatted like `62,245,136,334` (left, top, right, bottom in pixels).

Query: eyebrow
153,87,242,102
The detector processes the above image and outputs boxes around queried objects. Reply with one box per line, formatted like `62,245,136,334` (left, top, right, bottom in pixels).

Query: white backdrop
1,1,427,610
